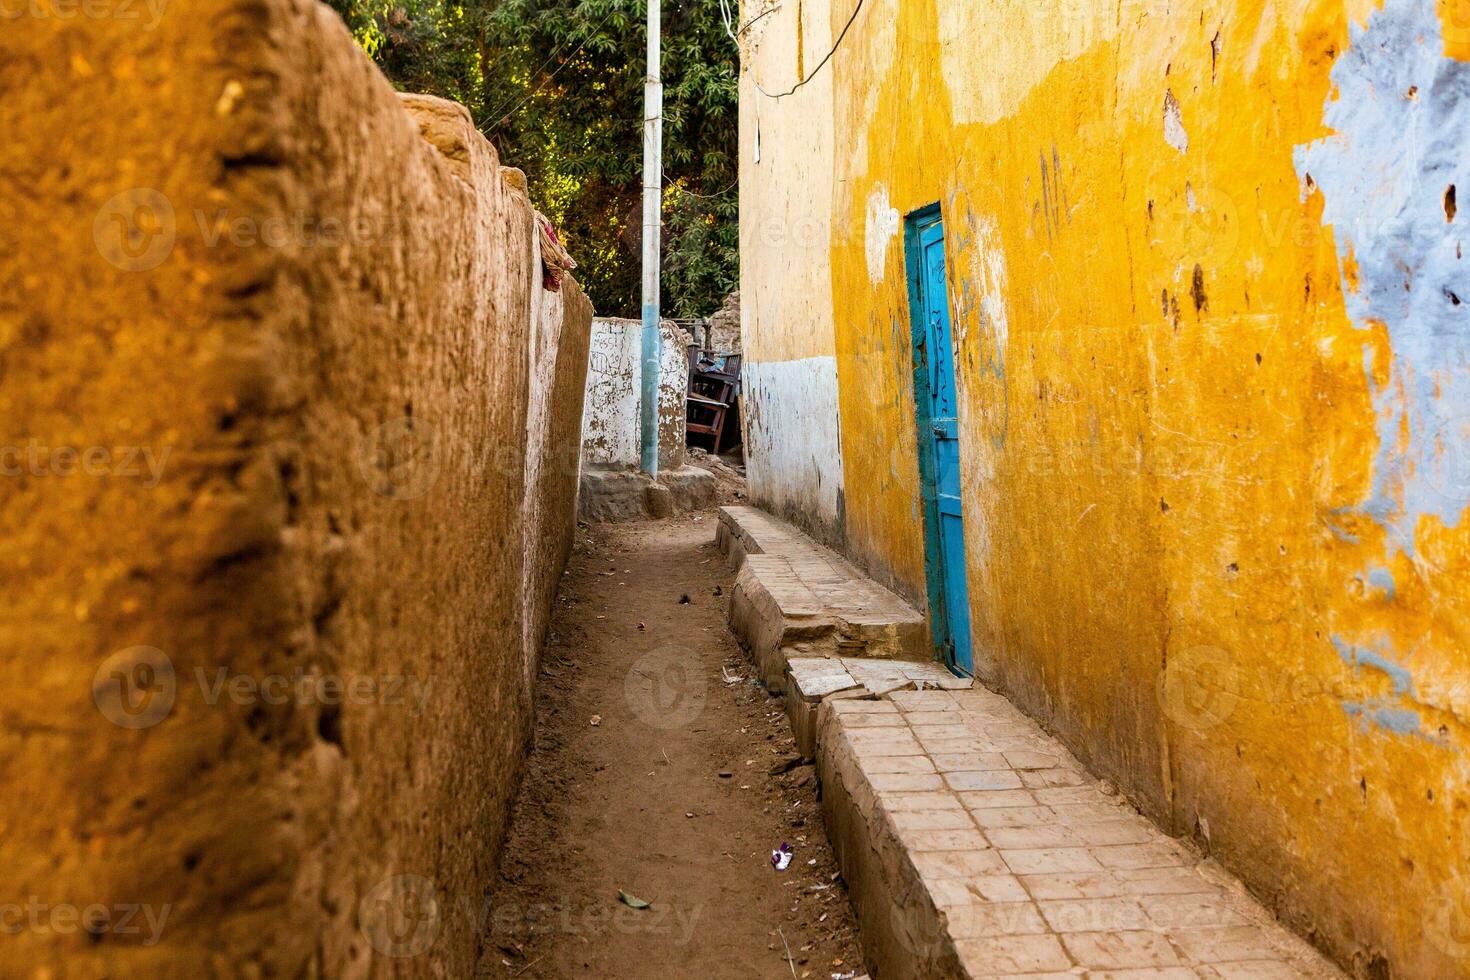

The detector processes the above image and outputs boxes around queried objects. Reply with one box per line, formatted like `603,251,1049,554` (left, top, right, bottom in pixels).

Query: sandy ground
477,511,867,979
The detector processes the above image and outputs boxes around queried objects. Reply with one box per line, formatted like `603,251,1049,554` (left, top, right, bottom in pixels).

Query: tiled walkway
717,504,1344,979
818,687,1343,979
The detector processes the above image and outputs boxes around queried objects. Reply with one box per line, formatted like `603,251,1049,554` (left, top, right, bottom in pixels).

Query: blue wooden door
909,212,973,673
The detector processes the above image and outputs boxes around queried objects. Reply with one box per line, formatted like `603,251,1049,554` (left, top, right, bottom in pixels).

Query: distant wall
581,317,689,471
0,1,590,976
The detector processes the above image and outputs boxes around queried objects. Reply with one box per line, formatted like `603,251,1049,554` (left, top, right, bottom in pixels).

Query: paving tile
1138,893,1248,930
932,753,1011,773
1203,962,1302,979
848,733,926,757
969,805,1057,829
1086,969,1203,979
1032,785,1117,806
1062,931,1181,969
892,691,960,712
1021,871,1126,900
945,902,1049,939
1168,926,1283,964
1001,847,1105,875
925,737,1002,755
903,828,991,852
890,808,978,832
928,874,1030,905
942,769,1024,791
840,711,908,728
1003,750,1063,769
906,710,965,726
954,934,1073,975
869,772,946,792
1092,842,1192,871
1049,801,1136,821
861,754,937,774
911,724,976,740
1020,768,1090,789
828,698,899,714
1069,818,1158,847
1112,868,1216,896
958,789,1039,810
1037,897,1151,933
881,791,965,811
985,825,1086,849
911,849,1011,880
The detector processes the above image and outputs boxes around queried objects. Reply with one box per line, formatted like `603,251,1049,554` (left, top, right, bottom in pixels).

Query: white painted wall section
581,317,689,470
743,356,844,533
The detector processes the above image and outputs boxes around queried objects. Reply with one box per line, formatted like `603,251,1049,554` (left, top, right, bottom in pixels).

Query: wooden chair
686,352,741,454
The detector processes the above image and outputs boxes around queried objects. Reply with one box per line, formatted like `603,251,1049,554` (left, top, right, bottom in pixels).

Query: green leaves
326,0,738,316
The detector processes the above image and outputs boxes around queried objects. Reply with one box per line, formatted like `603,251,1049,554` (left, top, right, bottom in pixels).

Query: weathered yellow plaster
744,0,1470,973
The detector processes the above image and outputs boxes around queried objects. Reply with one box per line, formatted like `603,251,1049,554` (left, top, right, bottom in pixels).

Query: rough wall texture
581,317,689,471
741,0,1470,976
707,290,743,352
0,2,590,976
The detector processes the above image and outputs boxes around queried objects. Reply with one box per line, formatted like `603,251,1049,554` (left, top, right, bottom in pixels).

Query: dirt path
478,512,866,980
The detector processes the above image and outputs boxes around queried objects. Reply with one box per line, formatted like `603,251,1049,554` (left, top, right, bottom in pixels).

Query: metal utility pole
639,0,663,477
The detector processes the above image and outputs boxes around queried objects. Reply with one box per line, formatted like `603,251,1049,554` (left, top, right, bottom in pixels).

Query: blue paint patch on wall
1329,635,1457,743
1364,565,1396,599
1296,0,1470,555
1332,635,1416,696
1342,701,1426,736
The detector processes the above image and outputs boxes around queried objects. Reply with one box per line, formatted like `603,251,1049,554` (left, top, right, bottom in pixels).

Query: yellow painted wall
742,0,1470,974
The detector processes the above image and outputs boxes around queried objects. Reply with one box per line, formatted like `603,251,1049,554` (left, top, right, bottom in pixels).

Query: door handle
932,423,945,437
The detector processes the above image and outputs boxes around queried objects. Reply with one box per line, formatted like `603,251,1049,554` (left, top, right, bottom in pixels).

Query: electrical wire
723,0,866,101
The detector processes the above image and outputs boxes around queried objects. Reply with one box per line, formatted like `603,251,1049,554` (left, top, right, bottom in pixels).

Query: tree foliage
325,0,739,317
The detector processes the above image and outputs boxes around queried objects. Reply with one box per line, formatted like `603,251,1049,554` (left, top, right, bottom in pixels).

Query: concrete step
578,465,715,522
715,506,930,689
817,689,1344,980
716,506,1342,980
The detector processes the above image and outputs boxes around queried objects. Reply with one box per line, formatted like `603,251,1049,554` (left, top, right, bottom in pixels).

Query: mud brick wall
0,1,591,976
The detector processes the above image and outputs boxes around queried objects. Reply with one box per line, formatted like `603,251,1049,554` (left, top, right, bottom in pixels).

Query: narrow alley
482,509,863,979
12,0,1470,978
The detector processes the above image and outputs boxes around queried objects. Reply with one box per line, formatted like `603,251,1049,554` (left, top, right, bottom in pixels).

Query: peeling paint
865,185,900,284
581,318,688,470
743,356,845,537
1163,90,1189,153
1297,0,1470,554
